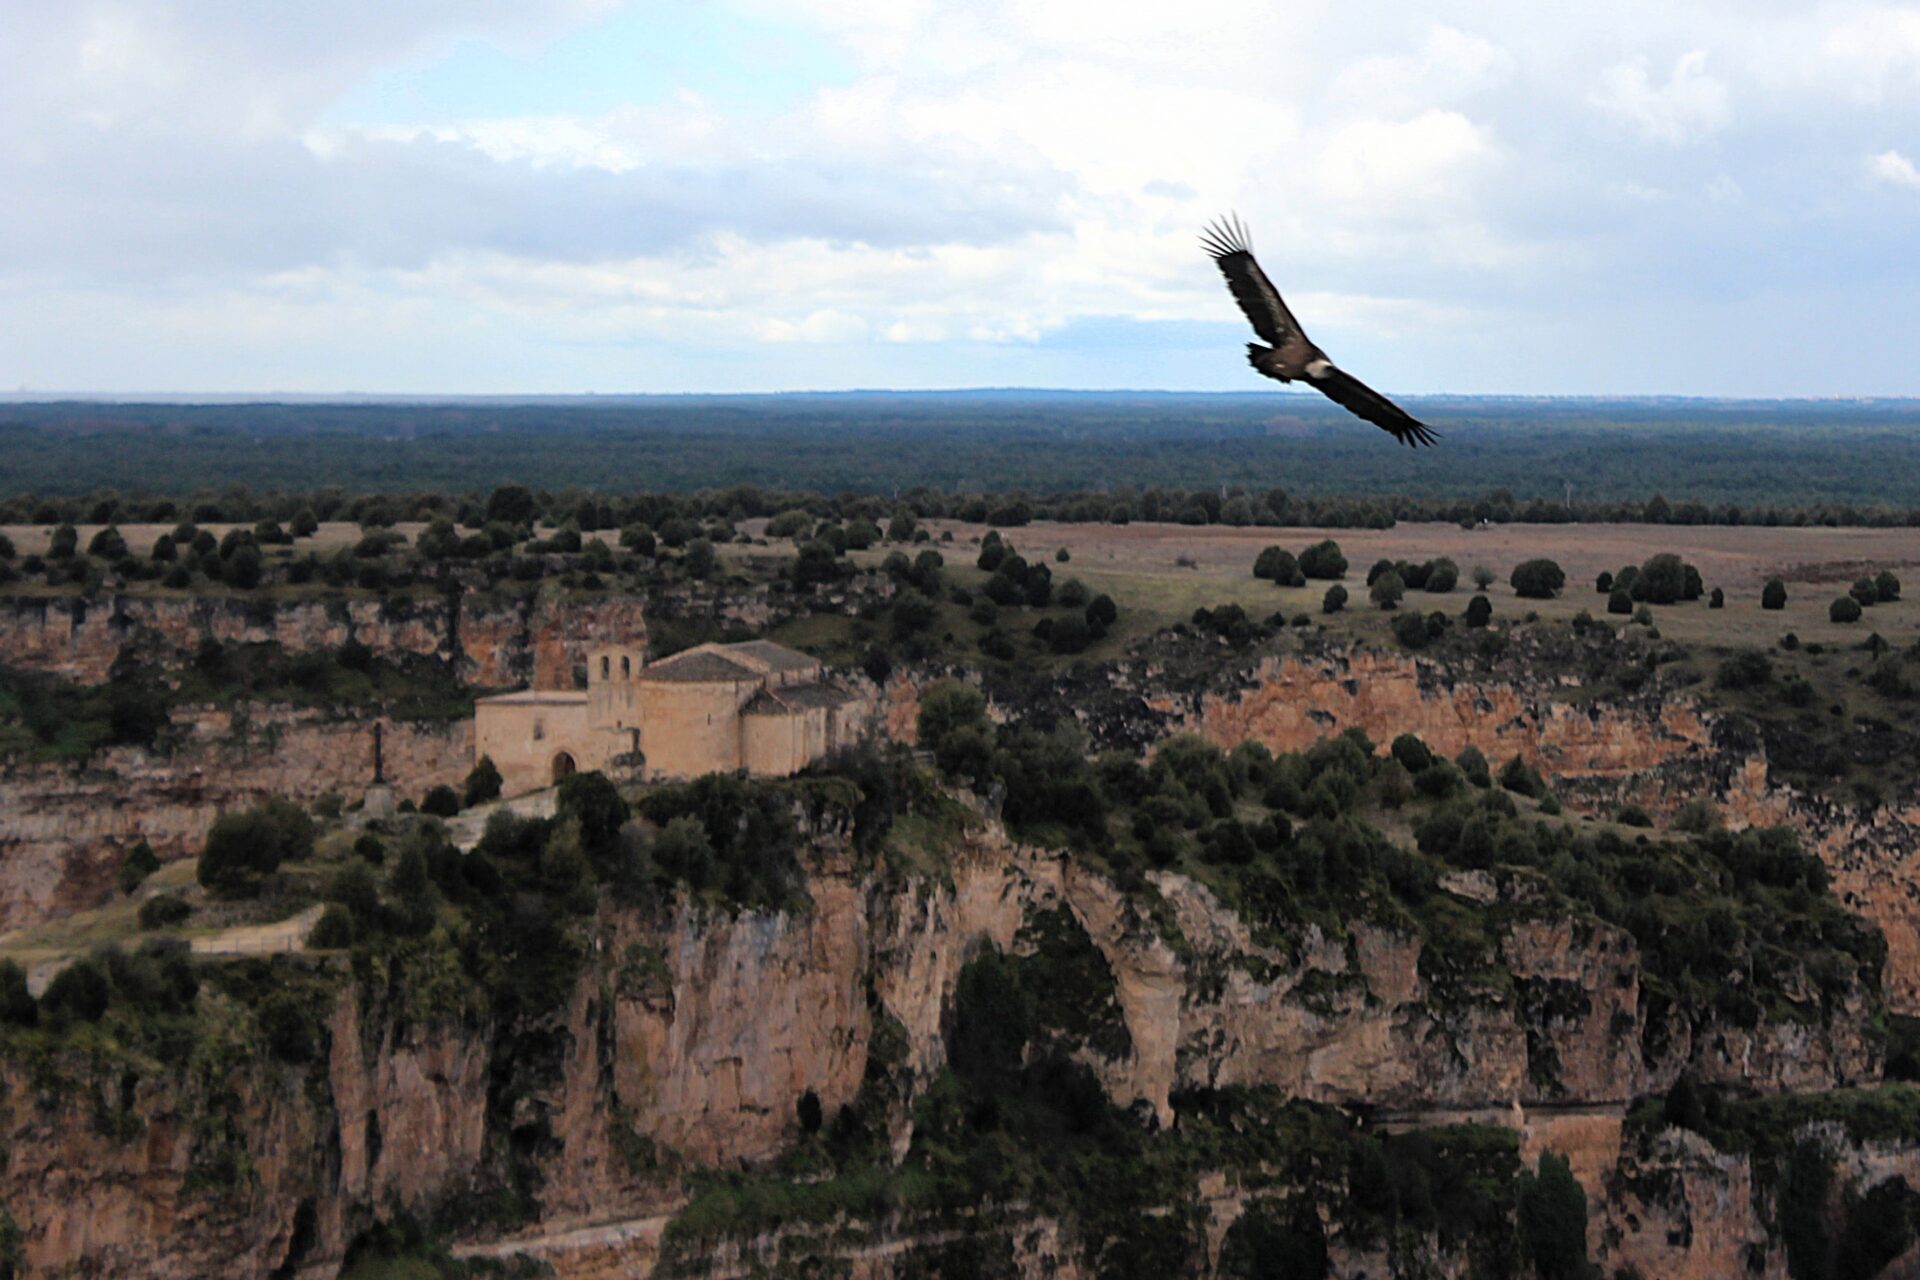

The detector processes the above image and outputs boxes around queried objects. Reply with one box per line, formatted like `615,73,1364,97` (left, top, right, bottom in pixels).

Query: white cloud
1316,110,1497,213
1869,148,1920,187
6,0,1920,392
1594,51,1732,145
1331,26,1514,114
1823,7,1920,100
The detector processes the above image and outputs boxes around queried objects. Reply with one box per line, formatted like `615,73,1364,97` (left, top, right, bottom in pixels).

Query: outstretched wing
1201,215,1308,350
1307,364,1438,448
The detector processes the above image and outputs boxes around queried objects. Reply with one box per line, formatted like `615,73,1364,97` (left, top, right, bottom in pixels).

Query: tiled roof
773,681,856,709
739,681,858,714
476,689,589,705
740,689,788,715
721,640,819,673
639,650,759,682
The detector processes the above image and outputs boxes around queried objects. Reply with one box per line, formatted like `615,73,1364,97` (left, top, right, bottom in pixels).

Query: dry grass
914,519,1920,654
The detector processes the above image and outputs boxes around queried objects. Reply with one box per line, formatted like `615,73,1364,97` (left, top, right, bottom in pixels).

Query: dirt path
444,788,559,851
188,904,324,956
451,1209,675,1264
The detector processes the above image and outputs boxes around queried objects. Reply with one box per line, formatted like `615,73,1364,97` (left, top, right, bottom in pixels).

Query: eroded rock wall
3,810,1879,1277
0,709,471,933
0,591,648,689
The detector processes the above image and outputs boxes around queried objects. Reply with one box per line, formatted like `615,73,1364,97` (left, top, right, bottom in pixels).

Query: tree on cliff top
485,484,535,525
197,798,314,897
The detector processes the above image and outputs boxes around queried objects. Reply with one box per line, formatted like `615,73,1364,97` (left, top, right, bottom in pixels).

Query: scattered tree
1510,558,1566,599
1298,539,1347,580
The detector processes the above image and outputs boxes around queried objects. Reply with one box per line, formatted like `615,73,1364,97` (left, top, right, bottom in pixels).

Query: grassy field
839,519,1920,659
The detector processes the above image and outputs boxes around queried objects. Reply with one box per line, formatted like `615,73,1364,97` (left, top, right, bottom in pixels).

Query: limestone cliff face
1170,650,1712,788
0,591,647,689
1,811,1882,1277
1120,647,1920,1016
0,708,471,934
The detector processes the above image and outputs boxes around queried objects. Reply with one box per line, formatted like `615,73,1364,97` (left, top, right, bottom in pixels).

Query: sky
3,0,1920,396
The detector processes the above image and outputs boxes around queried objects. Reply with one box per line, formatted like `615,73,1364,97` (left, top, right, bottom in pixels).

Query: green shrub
1497,755,1547,799
1424,558,1459,593
419,785,461,818
1391,734,1433,774
197,798,315,897
463,756,503,807
39,958,110,1027
1085,593,1119,637
1762,579,1788,610
118,840,161,894
1464,595,1492,628
1414,760,1464,799
1876,570,1902,603
1391,611,1429,648
309,904,356,949
1299,540,1347,580
1253,546,1304,585
1716,651,1773,690
1671,798,1721,834
1371,571,1406,611
1616,804,1654,828
137,893,192,930
0,960,35,1027
1322,584,1348,614
1709,587,1725,608
1832,596,1864,623
1456,745,1491,788
1518,1153,1589,1280
1510,559,1565,599
1635,553,1691,604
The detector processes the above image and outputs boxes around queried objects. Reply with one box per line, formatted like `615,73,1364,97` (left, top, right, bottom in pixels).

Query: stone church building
474,638,870,797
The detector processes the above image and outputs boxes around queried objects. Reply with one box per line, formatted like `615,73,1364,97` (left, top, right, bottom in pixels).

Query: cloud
1593,51,1731,145
1823,7,1920,100
6,0,1920,393
1330,26,1514,114
1869,148,1920,188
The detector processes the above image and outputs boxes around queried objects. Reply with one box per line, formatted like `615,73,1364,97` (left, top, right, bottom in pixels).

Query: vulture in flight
1202,215,1437,447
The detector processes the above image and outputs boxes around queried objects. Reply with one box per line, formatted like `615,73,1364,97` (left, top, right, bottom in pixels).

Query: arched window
601,656,611,679
621,655,631,677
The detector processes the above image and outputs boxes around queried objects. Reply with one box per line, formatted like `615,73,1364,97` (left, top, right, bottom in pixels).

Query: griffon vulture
1202,215,1437,447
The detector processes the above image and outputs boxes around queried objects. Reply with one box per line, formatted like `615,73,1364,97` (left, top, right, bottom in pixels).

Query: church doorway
551,751,577,785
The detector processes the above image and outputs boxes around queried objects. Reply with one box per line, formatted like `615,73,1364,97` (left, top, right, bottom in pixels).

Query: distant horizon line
6,388,1920,406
